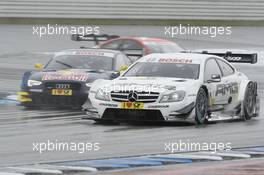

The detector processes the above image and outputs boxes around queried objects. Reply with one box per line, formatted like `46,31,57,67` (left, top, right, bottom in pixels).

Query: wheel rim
245,85,255,116
196,91,207,122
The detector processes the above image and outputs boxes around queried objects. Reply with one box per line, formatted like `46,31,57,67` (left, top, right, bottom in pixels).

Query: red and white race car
71,34,184,60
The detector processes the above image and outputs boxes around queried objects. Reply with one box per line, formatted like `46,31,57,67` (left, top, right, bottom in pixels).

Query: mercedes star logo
128,92,138,102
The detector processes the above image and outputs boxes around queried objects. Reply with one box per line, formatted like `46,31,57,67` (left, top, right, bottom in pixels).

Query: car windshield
45,54,114,71
144,42,184,53
123,62,200,79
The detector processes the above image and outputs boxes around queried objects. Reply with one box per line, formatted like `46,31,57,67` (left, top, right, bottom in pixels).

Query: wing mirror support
35,63,43,70
111,72,120,79
119,65,128,72
207,74,221,83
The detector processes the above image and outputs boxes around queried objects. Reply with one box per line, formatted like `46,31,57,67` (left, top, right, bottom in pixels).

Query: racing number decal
64,90,72,95
133,102,142,108
52,89,73,96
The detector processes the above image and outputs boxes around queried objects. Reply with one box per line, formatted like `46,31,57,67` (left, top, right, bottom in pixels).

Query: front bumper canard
17,91,32,102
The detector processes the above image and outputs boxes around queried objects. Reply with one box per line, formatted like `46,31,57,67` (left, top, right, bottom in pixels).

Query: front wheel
195,88,209,125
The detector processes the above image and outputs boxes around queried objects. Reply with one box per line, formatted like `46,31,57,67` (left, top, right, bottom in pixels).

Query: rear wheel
195,88,209,125
244,82,257,120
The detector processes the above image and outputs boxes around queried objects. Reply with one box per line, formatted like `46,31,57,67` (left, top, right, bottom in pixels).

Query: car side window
100,40,123,50
121,40,143,50
216,59,234,77
204,58,222,82
122,54,132,65
115,54,129,70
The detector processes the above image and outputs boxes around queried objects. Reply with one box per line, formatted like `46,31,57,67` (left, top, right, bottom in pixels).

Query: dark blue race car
18,48,132,108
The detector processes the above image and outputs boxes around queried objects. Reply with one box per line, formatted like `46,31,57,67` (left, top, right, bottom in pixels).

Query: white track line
155,153,223,161
0,173,24,175
238,150,264,155
39,164,98,172
7,167,62,174
197,151,251,158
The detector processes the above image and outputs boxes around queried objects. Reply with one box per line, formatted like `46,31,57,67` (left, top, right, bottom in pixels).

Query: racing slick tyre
195,88,209,125
243,82,257,120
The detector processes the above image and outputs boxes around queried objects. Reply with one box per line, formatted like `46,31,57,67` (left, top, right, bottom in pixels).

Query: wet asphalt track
0,25,263,167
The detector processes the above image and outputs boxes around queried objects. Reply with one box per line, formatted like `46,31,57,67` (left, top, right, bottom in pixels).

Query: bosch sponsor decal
42,73,88,81
158,58,192,63
144,57,193,63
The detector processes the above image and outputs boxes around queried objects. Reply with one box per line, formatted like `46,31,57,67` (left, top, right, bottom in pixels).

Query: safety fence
1,0,264,20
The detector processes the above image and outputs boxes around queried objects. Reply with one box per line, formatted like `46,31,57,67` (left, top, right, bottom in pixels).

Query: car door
204,58,226,106
215,58,239,105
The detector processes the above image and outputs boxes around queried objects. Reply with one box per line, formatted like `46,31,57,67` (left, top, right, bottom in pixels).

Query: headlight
85,83,92,88
95,88,110,101
160,91,185,103
27,80,42,87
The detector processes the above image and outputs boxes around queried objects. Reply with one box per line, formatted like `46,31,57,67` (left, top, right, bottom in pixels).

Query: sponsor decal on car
158,58,193,63
148,105,169,108
144,57,193,64
42,73,88,81
29,89,43,92
77,51,114,57
121,102,144,109
226,56,242,61
99,103,118,107
215,82,239,96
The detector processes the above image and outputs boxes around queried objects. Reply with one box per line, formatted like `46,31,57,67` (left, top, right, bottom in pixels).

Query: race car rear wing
122,49,144,61
71,34,120,45
199,51,258,64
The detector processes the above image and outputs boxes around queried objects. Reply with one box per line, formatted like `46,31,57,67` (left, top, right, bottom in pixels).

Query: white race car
85,52,259,124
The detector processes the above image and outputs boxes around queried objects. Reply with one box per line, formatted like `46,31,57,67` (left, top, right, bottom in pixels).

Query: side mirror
119,65,128,72
111,72,120,79
35,63,43,70
207,74,221,83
